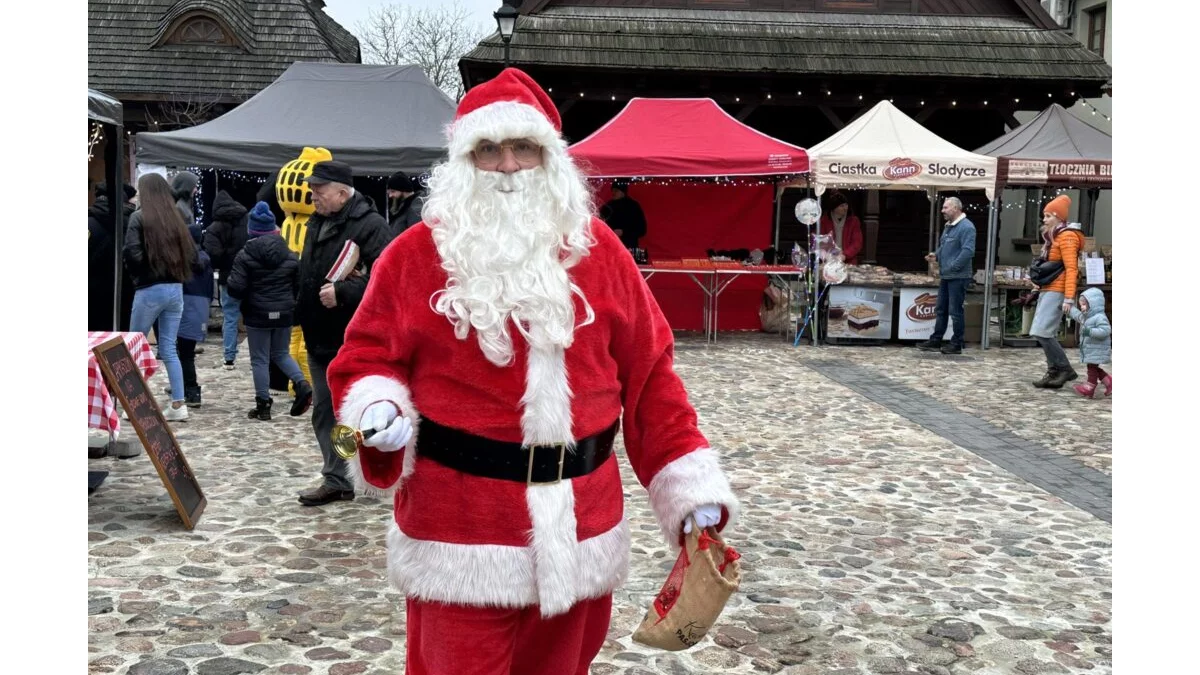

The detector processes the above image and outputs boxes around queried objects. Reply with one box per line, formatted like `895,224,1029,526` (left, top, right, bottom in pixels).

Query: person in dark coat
177,224,214,407
227,202,313,422
202,190,250,368
89,182,137,331
599,179,647,248
293,160,392,506
171,171,200,226
386,170,424,238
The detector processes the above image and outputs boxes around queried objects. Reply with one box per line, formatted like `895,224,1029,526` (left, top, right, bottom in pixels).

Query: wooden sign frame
92,336,206,529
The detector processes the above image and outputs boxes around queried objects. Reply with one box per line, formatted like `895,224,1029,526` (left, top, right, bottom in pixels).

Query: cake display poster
897,288,954,341
827,286,894,339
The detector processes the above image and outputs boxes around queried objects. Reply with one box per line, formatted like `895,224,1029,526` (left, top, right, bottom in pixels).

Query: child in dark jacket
176,224,214,407
227,202,313,421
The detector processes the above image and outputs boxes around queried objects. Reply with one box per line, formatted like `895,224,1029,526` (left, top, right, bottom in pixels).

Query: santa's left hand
682,504,722,534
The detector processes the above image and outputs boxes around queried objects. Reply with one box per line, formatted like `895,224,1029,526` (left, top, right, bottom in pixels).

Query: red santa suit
326,68,739,675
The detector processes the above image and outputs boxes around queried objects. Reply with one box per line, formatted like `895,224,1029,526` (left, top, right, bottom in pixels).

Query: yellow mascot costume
276,147,333,388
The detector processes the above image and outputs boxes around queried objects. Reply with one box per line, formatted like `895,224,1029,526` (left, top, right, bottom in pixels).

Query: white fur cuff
337,375,421,496
647,448,740,549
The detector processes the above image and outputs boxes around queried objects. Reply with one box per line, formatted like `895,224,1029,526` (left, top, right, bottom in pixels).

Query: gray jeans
1035,336,1073,371
308,354,352,491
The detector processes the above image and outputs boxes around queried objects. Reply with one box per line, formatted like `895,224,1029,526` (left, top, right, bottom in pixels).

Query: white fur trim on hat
448,100,563,159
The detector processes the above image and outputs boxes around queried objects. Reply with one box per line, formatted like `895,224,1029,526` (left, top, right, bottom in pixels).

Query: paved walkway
89,334,1112,675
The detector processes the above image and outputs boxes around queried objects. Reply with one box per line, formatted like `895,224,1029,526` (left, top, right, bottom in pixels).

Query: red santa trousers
404,594,613,675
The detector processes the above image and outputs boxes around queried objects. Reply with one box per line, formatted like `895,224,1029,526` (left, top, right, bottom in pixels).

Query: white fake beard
424,158,597,367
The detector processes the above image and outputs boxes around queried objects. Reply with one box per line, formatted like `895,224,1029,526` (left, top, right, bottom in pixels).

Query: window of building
1086,5,1106,57
178,17,225,44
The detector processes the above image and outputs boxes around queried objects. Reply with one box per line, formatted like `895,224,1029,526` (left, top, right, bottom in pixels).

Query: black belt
417,418,618,485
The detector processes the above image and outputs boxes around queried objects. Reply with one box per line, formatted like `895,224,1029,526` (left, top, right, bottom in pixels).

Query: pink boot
1073,382,1097,398
1101,375,1112,397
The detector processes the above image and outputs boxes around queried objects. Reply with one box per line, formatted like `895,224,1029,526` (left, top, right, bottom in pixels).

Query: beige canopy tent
807,100,999,200
805,100,1003,347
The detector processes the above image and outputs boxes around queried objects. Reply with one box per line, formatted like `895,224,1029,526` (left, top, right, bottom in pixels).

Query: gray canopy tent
135,63,456,174
975,104,1112,348
89,88,126,331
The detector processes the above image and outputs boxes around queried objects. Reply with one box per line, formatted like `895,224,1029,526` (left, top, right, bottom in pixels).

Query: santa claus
327,68,740,675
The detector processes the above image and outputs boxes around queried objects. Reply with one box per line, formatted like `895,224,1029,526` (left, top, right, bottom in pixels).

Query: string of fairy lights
88,123,105,163
183,168,408,226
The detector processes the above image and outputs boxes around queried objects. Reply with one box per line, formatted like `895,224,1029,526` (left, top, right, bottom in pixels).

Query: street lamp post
494,3,518,67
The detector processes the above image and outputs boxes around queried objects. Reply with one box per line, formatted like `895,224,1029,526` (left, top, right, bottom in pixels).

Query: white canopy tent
803,100,1003,348
807,100,999,200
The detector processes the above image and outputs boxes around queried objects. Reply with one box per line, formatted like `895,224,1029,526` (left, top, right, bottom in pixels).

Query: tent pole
772,178,783,253
927,190,938,255
111,121,125,331
982,195,1000,350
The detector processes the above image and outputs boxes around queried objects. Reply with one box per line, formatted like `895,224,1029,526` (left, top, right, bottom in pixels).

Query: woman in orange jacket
1029,195,1085,388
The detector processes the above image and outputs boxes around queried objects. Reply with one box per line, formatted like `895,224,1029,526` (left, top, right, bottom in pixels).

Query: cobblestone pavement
89,333,1112,675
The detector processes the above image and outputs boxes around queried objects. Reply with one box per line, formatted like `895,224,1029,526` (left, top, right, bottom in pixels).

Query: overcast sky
323,0,506,39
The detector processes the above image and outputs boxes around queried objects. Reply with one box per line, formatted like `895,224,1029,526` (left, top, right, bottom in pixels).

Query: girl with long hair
123,173,197,421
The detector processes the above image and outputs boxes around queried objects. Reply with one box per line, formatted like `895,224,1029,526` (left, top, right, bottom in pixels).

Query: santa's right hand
359,402,412,453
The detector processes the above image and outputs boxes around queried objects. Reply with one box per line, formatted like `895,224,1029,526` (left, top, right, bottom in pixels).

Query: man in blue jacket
917,197,976,355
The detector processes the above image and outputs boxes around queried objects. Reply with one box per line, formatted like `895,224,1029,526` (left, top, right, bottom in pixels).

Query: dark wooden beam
914,108,937,124
735,104,759,121
848,106,872,124
1002,112,1022,130
557,98,577,116
817,104,844,129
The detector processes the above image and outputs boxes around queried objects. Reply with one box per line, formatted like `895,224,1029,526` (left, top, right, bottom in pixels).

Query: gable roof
464,4,1110,85
89,0,360,102
568,98,809,177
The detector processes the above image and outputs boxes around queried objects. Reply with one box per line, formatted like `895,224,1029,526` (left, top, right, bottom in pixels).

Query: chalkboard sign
92,337,206,529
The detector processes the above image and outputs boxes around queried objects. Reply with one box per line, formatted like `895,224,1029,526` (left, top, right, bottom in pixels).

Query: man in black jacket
294,160,392,506
599,180,648,249
386,170,424,238
202,190,250,368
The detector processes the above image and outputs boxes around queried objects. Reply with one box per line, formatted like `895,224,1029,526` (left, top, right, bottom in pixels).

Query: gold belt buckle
526,443,567,485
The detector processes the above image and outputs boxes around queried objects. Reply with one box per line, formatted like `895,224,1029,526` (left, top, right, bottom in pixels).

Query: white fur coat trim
337,374,421,497
449,100,563,161
386,518,630,617
647,447,741,549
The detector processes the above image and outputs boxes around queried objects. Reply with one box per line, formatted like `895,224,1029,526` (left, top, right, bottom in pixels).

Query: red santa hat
447,67,563,159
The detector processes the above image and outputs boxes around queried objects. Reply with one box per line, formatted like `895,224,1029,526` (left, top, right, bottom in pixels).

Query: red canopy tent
568,98,809,331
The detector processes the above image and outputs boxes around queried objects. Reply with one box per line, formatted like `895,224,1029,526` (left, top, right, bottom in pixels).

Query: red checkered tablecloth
88,331,158,437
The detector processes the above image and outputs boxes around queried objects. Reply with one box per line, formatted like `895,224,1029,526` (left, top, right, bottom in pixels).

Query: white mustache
477,170,538,194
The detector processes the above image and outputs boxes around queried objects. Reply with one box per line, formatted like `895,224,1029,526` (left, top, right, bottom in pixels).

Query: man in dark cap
293,160,393,507
599,179,648,249
386,170,424,238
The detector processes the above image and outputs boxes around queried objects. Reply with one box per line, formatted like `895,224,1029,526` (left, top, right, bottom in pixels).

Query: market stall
568,98,809,334
88,88,128,332
975,103,1112,348
135,63,455,174
801,100,1000,345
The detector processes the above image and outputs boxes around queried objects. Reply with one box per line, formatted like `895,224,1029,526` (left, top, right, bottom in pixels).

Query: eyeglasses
472,138,542,167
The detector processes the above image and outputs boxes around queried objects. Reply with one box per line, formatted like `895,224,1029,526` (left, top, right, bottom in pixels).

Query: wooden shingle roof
463,5,1111,84
89,0,360,102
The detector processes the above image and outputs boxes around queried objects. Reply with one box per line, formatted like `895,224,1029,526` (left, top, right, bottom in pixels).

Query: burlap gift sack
632,524,742,651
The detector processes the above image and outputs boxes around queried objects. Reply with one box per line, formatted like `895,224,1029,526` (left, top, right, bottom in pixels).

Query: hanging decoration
88,123,104,163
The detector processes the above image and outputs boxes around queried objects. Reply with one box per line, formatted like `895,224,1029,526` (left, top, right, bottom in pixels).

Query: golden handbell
329,425,377,460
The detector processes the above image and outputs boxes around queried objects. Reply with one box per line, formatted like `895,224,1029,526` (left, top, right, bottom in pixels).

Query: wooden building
460,0,1112,268
88,0,360,135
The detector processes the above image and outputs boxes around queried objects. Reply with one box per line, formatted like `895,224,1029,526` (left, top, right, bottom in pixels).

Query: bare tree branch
355,2,489,101
147,92,223,130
